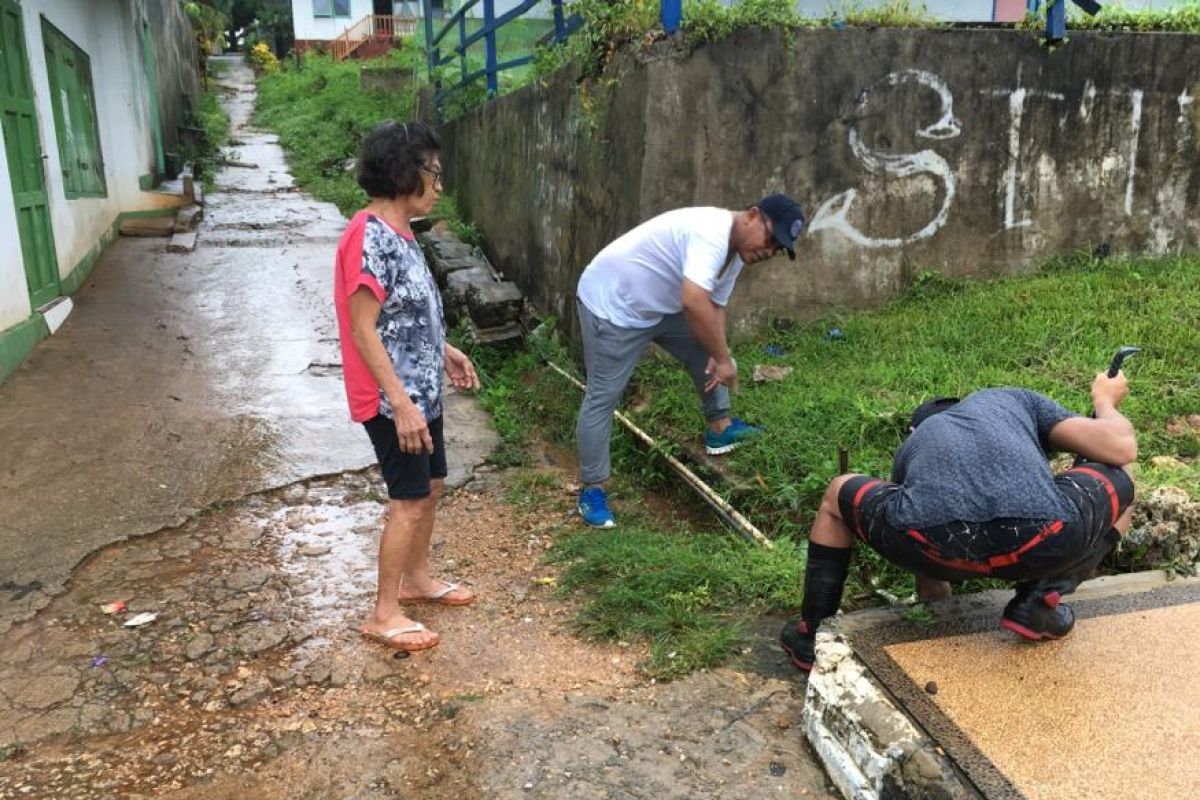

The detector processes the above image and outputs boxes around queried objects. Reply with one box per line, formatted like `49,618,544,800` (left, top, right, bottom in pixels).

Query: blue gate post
1045,0,1066,39
422,0,437,83
552,0,566,41
421,0,441,120
661,0,682,34
458,11,468,83
484,0,499,98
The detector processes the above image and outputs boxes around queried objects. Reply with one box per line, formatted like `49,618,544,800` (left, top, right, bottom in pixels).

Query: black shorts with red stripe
836,463,1135,583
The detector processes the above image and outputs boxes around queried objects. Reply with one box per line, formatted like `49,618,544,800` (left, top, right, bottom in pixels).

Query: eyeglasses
419,166,443,187
761,215,783,254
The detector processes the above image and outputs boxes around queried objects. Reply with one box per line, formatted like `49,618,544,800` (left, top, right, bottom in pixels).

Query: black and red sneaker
780,617,816,672
1001,589,1076,640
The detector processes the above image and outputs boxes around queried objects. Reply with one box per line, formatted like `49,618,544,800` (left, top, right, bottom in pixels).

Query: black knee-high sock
800,542,852,629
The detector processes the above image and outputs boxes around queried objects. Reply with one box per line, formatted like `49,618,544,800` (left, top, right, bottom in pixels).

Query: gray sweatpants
576,300,730,485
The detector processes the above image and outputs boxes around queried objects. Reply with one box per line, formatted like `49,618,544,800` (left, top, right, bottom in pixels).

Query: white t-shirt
576,207,745,329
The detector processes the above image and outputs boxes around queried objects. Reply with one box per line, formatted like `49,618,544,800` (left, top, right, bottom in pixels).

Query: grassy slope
465,253,1199,677
626,254,1200,537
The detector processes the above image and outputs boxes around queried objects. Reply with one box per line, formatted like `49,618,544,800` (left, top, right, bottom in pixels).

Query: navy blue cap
758,193,805,260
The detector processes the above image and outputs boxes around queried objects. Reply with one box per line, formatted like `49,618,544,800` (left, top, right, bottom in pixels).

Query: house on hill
292,0,419,57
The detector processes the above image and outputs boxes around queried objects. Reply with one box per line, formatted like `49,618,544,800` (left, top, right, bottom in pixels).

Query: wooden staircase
331,14,418,61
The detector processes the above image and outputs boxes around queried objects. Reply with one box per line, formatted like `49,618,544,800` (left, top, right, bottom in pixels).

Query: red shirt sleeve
339,216,385,304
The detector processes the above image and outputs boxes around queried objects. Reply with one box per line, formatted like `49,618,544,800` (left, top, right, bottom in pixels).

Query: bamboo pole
544,360,773,549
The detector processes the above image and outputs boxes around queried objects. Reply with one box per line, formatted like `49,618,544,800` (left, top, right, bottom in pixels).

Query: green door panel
1,0,60,309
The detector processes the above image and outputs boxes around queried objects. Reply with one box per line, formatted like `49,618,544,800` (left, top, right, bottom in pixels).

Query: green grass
462,252,1199,673
829,1,936,28
255,47,421,215
1059,1,1200,32
622,254,1200,537
547,503,807,679
254,23,552,209
188,83,231,190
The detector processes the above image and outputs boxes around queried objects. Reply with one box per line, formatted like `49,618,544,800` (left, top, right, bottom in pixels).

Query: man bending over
781,372,1137,672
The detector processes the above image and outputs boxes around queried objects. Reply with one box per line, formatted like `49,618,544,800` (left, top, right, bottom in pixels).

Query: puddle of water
270,484,385,657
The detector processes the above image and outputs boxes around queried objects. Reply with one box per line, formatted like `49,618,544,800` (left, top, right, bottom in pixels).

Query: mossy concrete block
445,267,495,307
431,256,486,287
467,281,523,328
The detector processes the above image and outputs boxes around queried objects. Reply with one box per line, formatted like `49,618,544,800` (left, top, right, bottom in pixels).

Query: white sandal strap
376,623,425,638
428,581,460,600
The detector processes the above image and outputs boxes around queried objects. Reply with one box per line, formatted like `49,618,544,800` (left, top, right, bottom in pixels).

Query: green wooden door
1,0,59,309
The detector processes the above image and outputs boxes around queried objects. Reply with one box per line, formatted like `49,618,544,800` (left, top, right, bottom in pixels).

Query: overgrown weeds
624,252,1200,539
185,84,231,189
255,48,420,215
462,252,1198,672
1022,0,1200,33
549,517,806,679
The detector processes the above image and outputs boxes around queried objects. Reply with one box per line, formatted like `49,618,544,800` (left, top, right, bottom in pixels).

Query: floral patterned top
334,212,445,423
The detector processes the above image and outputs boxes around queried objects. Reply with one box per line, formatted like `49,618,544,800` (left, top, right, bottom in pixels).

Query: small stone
925,681,939,695
329,657,361,688
417,673,431,685
301,658,332,686
1150,455,1187,470
774,715,791,730
282,485,308,505
229,677,270,707
298,544,331,557
184,633,215,662
223,568,271,593
237,623,288,655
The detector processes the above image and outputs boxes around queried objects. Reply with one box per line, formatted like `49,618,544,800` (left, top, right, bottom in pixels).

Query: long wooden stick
545,359,773,549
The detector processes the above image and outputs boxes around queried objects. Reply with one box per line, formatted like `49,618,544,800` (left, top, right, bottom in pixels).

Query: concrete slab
804,572,1200,800
166,228,198,252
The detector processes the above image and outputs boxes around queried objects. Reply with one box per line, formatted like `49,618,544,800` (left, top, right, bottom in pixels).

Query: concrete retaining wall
140,0,203,165
439,27,1200,336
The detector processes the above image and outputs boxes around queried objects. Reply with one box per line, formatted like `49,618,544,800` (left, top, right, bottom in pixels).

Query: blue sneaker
705,417,763,455
578,486,616,528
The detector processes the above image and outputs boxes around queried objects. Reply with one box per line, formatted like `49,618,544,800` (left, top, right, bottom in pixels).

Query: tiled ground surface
845,578,1200,800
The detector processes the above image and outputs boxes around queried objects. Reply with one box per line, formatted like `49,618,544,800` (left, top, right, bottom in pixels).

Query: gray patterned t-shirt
361,216,445,422
886,388,1079,528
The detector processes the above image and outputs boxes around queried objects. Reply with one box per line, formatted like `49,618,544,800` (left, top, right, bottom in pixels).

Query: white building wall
0,0,160,297
0,140,30,329
292,0,375,40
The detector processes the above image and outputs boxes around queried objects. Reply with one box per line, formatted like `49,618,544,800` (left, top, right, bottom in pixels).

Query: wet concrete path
0,56,835,799
0,55,489,633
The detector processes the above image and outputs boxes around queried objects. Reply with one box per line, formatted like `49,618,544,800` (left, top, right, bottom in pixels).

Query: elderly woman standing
334,120,480,652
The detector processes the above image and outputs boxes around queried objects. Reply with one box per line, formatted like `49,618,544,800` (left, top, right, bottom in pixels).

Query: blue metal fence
421,0,581,119
422,1,1090,119
1028,0,1104,39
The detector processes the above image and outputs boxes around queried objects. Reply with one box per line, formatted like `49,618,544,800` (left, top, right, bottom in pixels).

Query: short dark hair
356,120,441,200
910,396,960,430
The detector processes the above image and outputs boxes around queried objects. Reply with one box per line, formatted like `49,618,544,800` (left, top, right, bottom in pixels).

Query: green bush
255,49,420,215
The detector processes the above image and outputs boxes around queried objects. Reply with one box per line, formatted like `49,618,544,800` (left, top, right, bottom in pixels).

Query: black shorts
363,414,448,500
838,463,1135,582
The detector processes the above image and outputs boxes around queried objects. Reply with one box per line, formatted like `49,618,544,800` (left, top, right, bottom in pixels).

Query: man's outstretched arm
1048,371,1138,466
681,278,736,390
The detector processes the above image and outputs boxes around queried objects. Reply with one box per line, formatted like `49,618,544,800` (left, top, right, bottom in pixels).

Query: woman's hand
393,396,433,454
445,344,480,391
